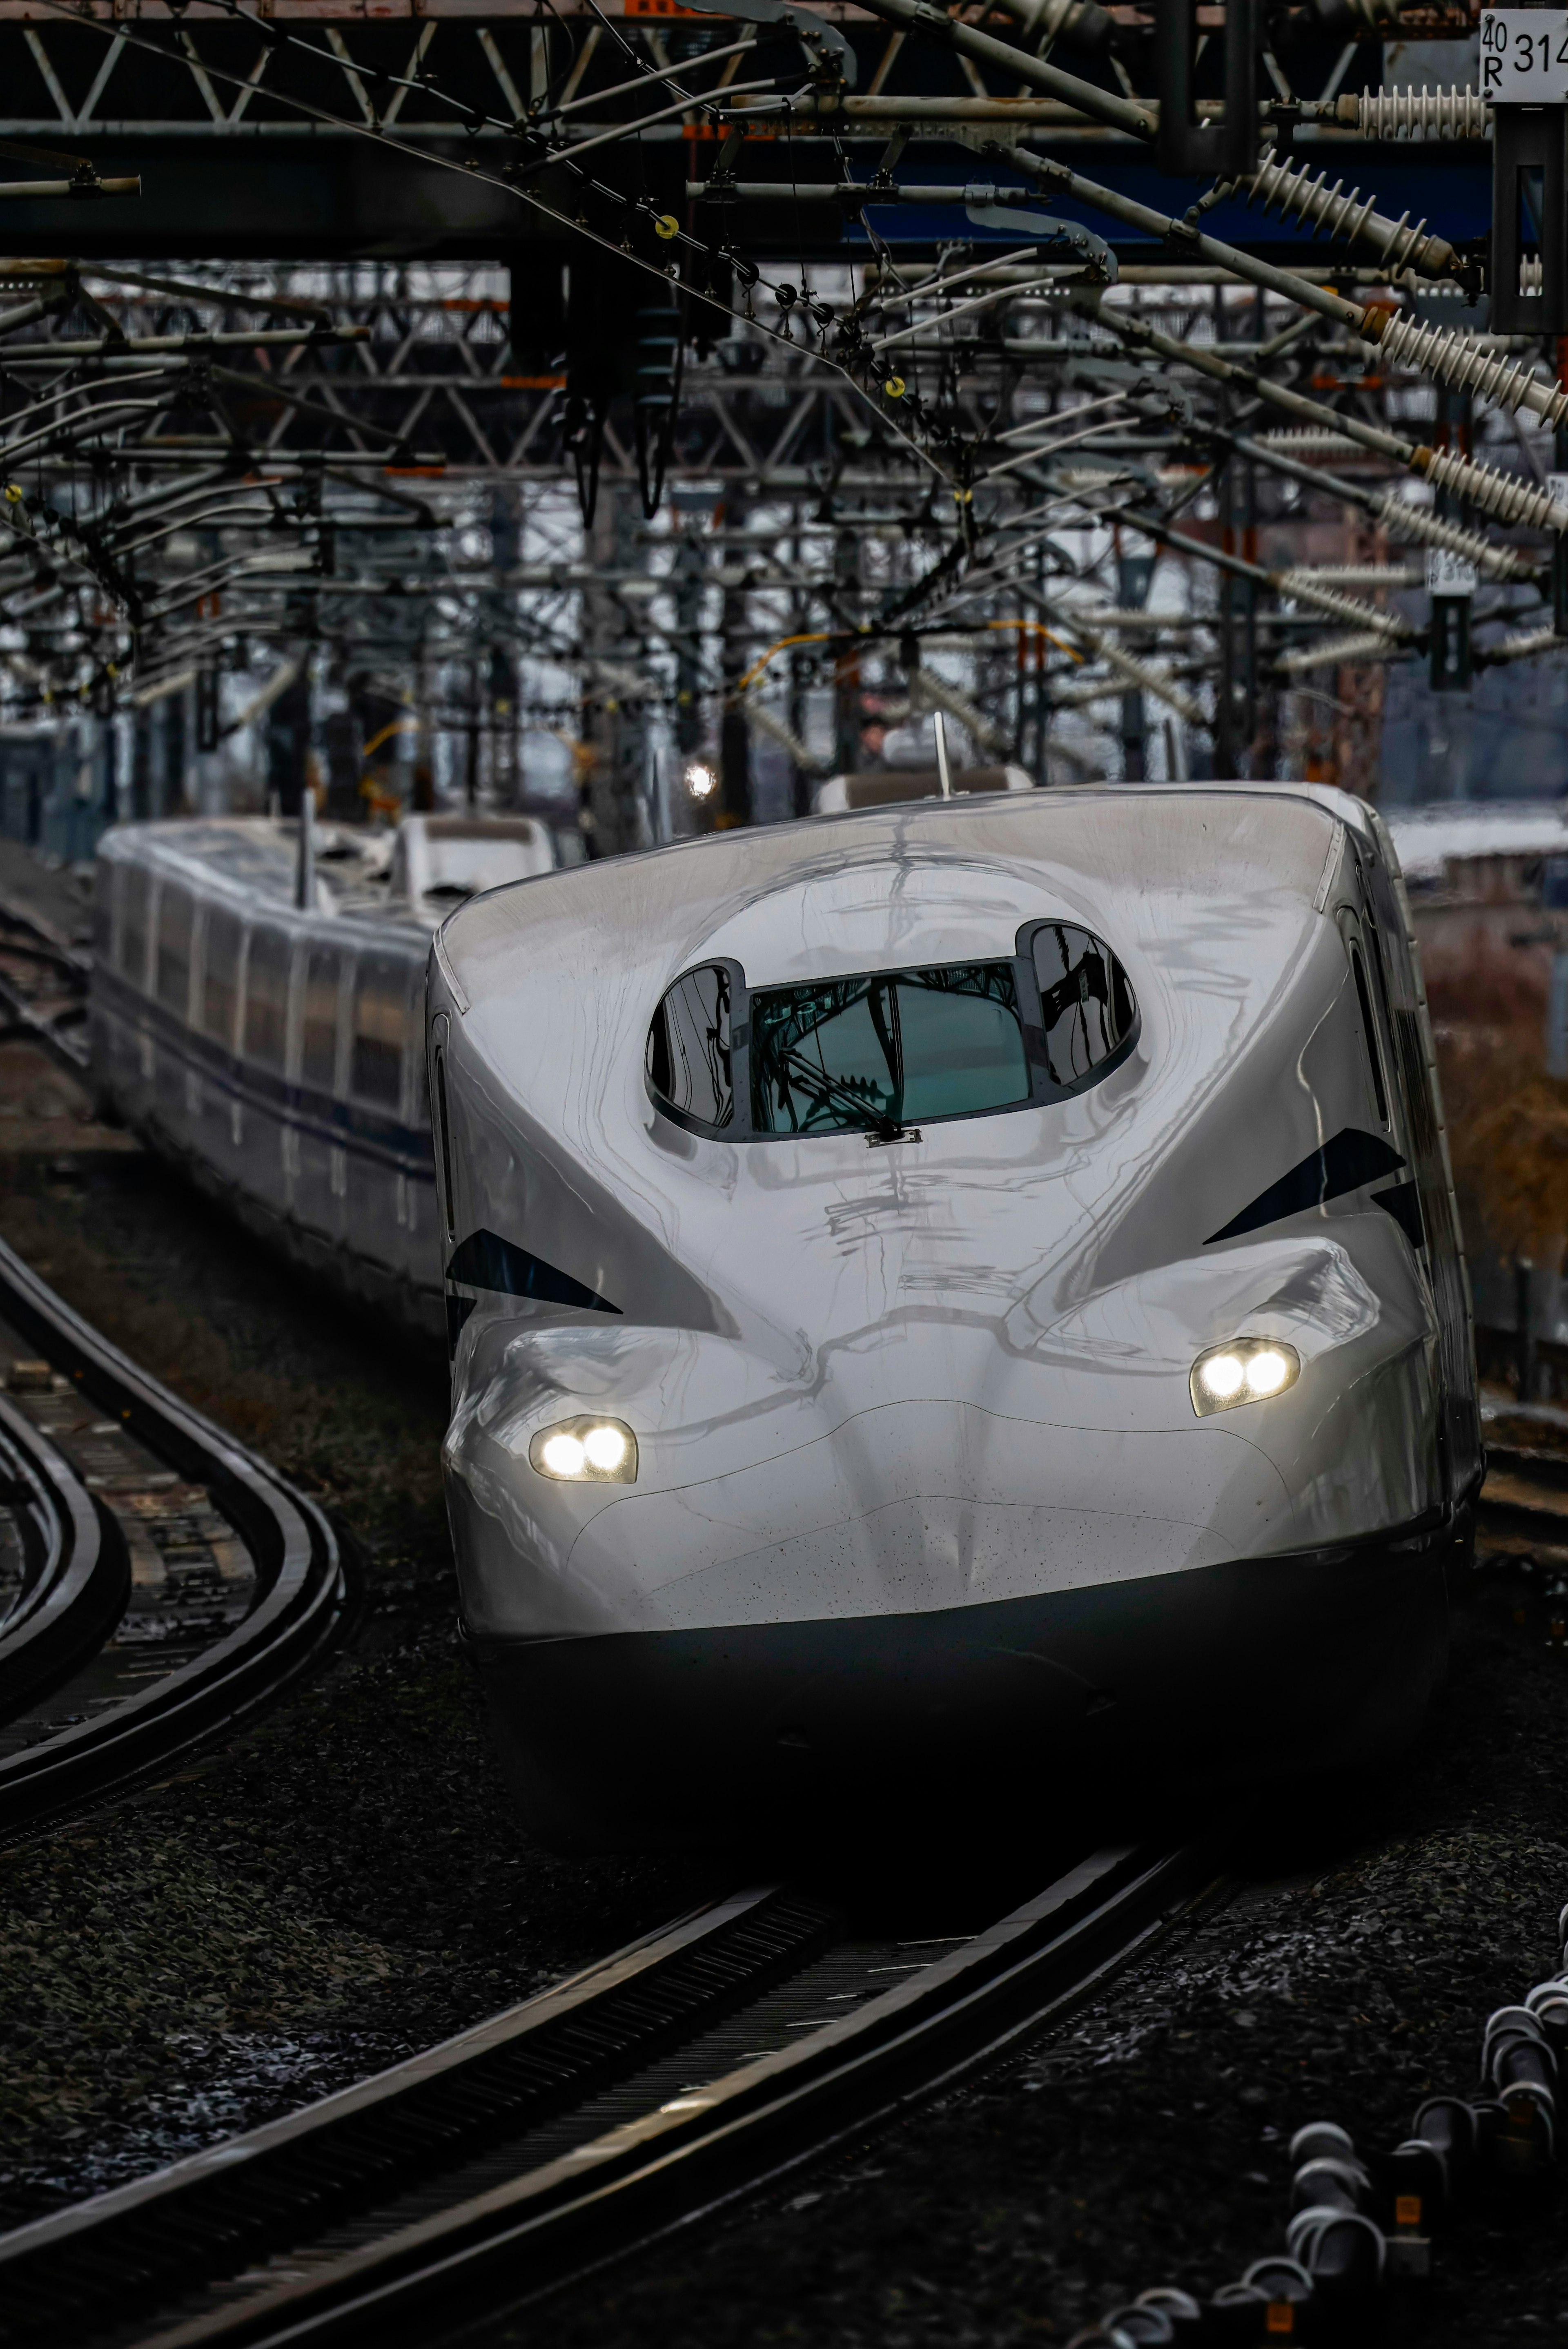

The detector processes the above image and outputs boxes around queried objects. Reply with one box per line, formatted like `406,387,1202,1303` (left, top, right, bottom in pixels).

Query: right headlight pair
1190,1338,1301,1418
528,1415,638,1482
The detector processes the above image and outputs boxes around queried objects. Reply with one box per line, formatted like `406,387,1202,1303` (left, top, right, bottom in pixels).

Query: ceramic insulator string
1271,574,1410,638
1367,492,1539,580
1276,630,1396,675
1417,446,1568,533
1256,428,1374,458
1339,84,1490,138
1234,149,1454,277
1365,308,1568,427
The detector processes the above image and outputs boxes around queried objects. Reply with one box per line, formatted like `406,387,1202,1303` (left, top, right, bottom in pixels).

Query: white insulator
1100,643,1205,726
1256,428,1373,458
1341,85,1490,139
1238,149,1452,276
1486,625,1561,665
1368,491,1539,580
1273,572,1410,637
1276,631,1397,676
1367,309,1568,428
1277,564,1423,588
1418,446,1568,534
745,700,821,773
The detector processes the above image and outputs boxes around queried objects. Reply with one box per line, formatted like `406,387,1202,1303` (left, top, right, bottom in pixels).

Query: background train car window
243,927,291,1073
751,964,1029,1133
646,964,733,1128
1030,925,1136,1089
119,865,152,991
94,867,114,966
155,884,194,1018
300,942,343,1093
407,974,429,1129
201,907,243,1048
351,954,410,1113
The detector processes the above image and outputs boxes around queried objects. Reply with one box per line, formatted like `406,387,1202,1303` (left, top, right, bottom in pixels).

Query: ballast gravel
0,1134,712,2229
0,957,1563,2342
490,1517,1568,2349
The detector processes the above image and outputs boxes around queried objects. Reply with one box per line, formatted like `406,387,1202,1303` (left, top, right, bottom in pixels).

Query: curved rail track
0,1831,1229,2349
0,1231,348,1836
1477,1436,1568,1549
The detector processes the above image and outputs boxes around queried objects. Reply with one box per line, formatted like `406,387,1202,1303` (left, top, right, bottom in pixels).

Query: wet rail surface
0,1834,1229,2349
0,1233,348,1838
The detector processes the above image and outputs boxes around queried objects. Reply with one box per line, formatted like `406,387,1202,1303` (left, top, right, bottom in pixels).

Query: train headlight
1190,1339,1300,1417
528,1416,638,1483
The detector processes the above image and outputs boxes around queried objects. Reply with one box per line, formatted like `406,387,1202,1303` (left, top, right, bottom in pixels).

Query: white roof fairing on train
434,786,1437,1639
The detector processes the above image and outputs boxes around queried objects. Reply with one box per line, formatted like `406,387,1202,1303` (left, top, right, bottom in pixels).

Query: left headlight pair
1190,1338,1300,1418
528,1415,638,1483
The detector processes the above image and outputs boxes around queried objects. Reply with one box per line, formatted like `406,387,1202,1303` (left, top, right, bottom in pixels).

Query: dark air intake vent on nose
446,1229,622,1314
1206,1127,1407,1245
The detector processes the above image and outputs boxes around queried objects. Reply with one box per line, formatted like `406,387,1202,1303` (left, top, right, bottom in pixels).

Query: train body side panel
90,830,443,1341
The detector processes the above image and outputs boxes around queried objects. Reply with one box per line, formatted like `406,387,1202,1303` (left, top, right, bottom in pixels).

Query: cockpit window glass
1029,924,1136,1090
751,963,1029,1135
646,963,733,1129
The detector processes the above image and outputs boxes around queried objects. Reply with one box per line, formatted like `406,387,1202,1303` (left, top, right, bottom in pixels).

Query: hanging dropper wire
933,708,953,800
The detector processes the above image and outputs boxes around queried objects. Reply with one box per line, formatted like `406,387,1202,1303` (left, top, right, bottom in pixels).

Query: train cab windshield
646,923,1138,1141
751,963,1029,1133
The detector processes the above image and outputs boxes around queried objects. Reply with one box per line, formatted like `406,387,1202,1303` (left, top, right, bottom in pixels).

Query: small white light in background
685,760,718,801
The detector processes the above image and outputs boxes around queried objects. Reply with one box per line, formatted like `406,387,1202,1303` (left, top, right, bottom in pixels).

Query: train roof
98,813,553,939
438,783,1376,1014
1382,800,1568,883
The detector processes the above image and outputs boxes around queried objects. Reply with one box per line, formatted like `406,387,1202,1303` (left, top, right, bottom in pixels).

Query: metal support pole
1115,542,1154,780
582,484,650,854
672,523,705,765
466,663,480,811
164,687,187,816
718,500,753,832
833,527,862,776
1548,946,1568,1075
131,714,152,821
1213,292,1239,781
266,666,311,819
1517,1255,1537,1402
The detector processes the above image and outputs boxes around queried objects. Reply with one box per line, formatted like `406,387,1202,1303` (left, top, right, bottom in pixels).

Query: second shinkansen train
89,812,554,1341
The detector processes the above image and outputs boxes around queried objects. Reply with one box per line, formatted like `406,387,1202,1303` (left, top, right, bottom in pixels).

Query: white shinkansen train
89,812,555,1341
432,783,1479,1848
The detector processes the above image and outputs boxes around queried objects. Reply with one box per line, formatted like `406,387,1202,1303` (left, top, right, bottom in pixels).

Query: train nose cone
456,1380,1446,1849
558,1395,1277,1632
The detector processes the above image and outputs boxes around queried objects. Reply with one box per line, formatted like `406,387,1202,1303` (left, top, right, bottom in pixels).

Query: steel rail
0,1386,121,1719
0,1829,1228,2348
0,1233,349,1834
1476,1441,1568,1546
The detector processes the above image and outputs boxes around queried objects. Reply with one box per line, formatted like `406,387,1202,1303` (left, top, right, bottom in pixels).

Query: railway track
1475,1425,1568,1582
0,888,91,1077
0,1231,348,1837
0,1830,1228,2349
